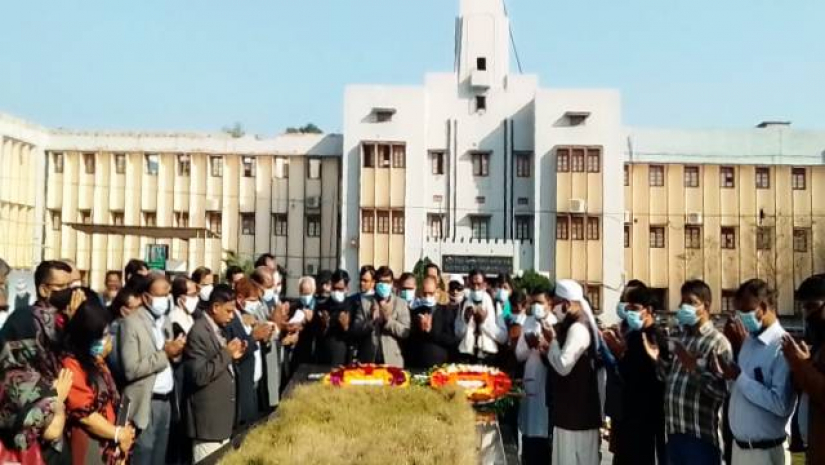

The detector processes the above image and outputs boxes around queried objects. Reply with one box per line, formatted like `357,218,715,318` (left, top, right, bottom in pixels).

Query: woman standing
61,289,135,464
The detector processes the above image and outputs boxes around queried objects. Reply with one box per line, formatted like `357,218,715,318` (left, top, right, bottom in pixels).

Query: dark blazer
315,297,352,366
183,316,235,442
406,304,459,369
223,312,258,428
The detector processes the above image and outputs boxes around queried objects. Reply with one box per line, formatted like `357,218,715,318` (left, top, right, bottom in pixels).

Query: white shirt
169,306,194,334
0,311,8,330
515,316,550,438
237,310,263,384
547,321,591,377
455,292,508,356
150,315,174,395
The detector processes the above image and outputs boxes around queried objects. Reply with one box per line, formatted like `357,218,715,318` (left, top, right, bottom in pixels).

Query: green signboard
146,244,169,271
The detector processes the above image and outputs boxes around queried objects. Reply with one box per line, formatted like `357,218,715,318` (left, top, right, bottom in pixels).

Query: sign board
146,244,169,271
442,255,513,275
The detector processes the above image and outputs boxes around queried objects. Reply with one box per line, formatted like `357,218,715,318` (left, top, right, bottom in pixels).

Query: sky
1,0,822,136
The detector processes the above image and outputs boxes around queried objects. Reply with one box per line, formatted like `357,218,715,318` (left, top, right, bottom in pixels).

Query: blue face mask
90,337,106,358
331,291,346,303
616,302,628,321
299,295,315,309
418,296,436,308
470,290,484,303
400,289,415,303
677,304,699,327
495,289,510,303
375,283,393,299
626,311,645,331
738,311,762,334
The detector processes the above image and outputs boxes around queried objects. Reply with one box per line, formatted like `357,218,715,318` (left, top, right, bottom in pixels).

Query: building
0,113,341,294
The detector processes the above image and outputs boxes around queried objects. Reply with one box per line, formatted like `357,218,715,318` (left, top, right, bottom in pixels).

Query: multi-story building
0,113,341,294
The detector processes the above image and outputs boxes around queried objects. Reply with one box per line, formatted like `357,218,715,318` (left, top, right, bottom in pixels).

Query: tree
222,122,245,138
513,270,553,295
222,250,254,282
412,257,434,288
285,123,322,134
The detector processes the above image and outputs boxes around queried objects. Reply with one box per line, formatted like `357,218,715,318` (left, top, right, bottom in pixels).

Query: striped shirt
659,320,733,448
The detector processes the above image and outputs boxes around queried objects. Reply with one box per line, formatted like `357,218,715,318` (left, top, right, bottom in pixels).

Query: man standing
712,279,795,465
407,276,458,369
455,270,507,364
316,270,353,365
349,266,410,366
542,279,602,465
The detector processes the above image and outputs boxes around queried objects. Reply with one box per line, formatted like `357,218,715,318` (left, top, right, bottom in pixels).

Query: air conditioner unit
569,199,587,214
306,197,321,209
686,212,703,225
624,211,632,223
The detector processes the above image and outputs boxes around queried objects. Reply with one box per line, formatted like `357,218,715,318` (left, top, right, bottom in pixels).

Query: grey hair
297,276,316,294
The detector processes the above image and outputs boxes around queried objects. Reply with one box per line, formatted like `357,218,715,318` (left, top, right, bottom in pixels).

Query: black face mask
48,288,76,312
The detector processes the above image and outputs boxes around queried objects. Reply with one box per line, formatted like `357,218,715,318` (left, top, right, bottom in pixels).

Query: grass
220,384,478,465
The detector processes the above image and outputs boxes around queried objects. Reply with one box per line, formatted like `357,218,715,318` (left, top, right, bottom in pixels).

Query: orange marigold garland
428,364,513,404
322,363,410,387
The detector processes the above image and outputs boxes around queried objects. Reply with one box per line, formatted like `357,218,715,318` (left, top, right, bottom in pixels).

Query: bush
514,270,553,295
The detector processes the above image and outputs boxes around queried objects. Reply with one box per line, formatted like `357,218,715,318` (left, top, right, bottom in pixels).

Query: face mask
738,311,762,334
470,290,484,303
199,284,214,302
376,283,393,299
532,303,547,320
400,289,415,304
244,301,260,315
419,296,436,308
496,289,510,303
275,284,283,295
331,291,346,303
299,295,314,308
363,289,375,297
676,304,699,327
263,288,276,302
451,291,465,304
48,288,76,312
89,337,107,358
70,280,82,289
552,304,566,322
626,311,645,331
616,302,628,321
149,296,170,317
183,296,199,314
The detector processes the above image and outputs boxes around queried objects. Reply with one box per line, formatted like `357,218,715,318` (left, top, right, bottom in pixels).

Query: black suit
315,297,352,366
406,304,458,369
223,312,258,428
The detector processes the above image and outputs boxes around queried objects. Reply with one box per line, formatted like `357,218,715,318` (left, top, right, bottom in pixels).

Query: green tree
285,123,323,134
514,270,553,295
222,122,245,138
222,250,254,282
412,257,434,288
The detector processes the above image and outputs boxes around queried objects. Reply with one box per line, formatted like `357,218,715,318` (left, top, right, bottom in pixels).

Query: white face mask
244,301,260,315
183,296,199,314
149,296,170,317
70,280,82,289
199,284,214,302
532,303,547,320
263,288,276,302
331,291,346,303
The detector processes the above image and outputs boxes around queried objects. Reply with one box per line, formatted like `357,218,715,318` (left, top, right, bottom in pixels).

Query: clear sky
1,0,822,136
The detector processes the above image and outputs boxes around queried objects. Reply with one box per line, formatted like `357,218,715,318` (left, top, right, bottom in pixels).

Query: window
114,153,126,174
475,196,486,205
210,156,223,177
50,210,62,231
308,158,322,179
475,95,487,112
794,229,809,252
756,227,773,250
378,144,391,168
274,157,289,179
306,215,321,237
515,215,533,241
556,216,570,240
721,227,737,249
79,210,92,225
586,286,601,312
650,226,666,248
517,197,529,206
428,214,444,239
391,145,406,168
242,157,256,178
272,214,288,236
476,57,487,71
145,154,159,176
624,164,630,186
241,214,255,235
361,210,375,233
557,148,570,172
472,151,490,177
207,212,222,235
587,217,600,240
52,153,64,174
83,153,95,175
375,110,394,123
684,166,700,188
143,212,157,227
649,288,668,311
363,144,375,168
624,224,631,248
571,148,585,172
649,165,665,187
430,151,445,175
571,216,585,240
720,166,735,188
177,154,191,176
755,167,770,189
685,226,702,249
721,290,736,313
111,212,124,226
515,151,532,177
792,168,806,190
470,216,490,240
376,210,390,234
586,148,601,173
174,212,189,228
391,210,405,235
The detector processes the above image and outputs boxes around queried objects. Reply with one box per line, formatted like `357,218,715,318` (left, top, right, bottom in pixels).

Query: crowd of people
0,255,823,465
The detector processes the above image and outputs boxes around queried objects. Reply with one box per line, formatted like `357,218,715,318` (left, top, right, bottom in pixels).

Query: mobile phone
172,322,186,339
115,397,131,427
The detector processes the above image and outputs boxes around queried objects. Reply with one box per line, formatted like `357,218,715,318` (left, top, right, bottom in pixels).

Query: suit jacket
183,315,236,441
223,312,258,428
315,297,350,366
118,307,172,430
349,294,410,367
407,304,458,369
